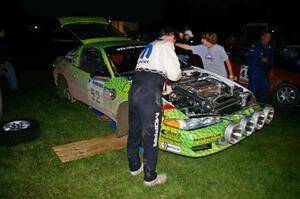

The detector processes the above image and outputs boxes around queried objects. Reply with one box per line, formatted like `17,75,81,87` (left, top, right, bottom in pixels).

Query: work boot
144,174,167,187
130,163,143,176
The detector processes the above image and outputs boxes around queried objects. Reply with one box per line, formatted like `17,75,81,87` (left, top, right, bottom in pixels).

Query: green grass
1,71,299,199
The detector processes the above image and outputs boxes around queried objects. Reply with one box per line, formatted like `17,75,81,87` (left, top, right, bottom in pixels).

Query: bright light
163,116,221,130
34,25,38,29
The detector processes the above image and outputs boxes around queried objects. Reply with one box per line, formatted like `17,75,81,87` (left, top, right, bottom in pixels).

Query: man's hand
229,74,234,80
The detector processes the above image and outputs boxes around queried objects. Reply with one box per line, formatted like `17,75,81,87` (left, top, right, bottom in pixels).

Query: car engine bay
164,69,253,117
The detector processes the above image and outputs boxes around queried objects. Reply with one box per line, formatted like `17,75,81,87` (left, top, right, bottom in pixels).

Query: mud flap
116,102,129,137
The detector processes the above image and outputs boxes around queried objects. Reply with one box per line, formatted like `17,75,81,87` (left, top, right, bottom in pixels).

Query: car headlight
224,122,242,144
163,116,221,130
239,116,255,136
252,111,265,130
262,106,274,124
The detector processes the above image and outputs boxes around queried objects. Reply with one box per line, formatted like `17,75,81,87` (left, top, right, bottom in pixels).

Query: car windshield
105,44,191,75
105,45,146,75
64,23,124,40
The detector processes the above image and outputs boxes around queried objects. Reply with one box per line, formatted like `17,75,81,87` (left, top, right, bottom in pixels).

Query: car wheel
57,75,75,102
273,82,300,108
0,119,40,146
115,102,128,138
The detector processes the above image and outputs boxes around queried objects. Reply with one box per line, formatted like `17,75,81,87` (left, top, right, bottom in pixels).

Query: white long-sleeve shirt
136,40,182,81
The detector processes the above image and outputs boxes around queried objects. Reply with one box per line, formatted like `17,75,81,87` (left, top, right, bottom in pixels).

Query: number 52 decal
90,87,101,103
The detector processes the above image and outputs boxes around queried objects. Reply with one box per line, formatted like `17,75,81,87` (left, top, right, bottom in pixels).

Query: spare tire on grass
0,119,40,146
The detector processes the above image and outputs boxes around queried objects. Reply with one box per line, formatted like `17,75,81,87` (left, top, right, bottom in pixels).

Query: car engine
164,70,253,117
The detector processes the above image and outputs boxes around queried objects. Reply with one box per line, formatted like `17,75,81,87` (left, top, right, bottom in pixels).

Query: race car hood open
164,67,254,117
57,17,126,44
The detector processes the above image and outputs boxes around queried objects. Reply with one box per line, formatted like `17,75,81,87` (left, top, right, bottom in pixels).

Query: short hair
201,31,217,44
261,30,272,36
159,27,176,37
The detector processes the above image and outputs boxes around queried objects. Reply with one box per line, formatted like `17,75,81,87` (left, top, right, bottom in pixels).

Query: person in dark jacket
247,31,273,101
0,27,18,91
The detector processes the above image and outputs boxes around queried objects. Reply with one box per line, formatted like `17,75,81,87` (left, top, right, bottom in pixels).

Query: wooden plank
53,134,128,163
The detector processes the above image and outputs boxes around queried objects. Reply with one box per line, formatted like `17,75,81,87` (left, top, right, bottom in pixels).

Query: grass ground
0,70,299,199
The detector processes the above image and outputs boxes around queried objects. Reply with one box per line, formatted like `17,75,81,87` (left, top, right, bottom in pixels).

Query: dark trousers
248,68,269,97
127,71,164,181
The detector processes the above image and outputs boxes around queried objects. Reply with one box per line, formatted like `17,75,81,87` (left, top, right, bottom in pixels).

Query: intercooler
213,95,242,115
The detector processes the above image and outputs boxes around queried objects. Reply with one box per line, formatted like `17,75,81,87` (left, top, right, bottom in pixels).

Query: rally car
53,17,275,157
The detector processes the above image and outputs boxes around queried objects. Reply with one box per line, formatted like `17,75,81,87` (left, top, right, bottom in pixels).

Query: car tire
272,82,300,108
0,119,40,146
115,102,128,138
57,75,75,102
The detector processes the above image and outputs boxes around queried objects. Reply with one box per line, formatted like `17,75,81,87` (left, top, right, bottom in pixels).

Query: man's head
201,31,217,46
261,30,272,45
184,30,193,41
159,27,177,43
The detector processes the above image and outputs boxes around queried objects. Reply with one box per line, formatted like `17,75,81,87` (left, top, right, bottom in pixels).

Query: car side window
79,47,110,76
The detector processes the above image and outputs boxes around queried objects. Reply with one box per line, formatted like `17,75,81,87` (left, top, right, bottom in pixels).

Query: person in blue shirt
247,30,274,101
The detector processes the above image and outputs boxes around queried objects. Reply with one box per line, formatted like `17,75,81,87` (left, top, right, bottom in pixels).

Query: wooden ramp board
53,134,128,163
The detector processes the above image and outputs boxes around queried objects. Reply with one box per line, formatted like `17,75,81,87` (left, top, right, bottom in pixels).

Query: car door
83,47,111,112
69,47,109,105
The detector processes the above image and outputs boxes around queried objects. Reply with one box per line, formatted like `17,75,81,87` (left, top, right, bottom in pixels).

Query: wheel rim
276,86,296,104
2,120,31,132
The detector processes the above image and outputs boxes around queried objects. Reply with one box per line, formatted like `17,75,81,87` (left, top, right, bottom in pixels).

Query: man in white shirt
127,28,182,187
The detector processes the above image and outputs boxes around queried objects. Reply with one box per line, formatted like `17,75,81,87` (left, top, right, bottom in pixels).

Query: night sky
2,0,300,34
21,0,165,22
18,0,299,22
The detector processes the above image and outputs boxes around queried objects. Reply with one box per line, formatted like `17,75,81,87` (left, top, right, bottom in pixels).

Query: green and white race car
53,17,274,157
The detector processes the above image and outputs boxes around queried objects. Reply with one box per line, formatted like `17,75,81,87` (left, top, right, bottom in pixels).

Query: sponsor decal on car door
88,78,105,110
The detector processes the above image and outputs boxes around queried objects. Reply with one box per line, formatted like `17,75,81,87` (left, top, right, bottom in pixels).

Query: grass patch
1,71,299,199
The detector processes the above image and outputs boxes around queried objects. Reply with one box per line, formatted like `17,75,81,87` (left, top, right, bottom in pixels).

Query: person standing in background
0,26,18,91
184,29,195,45
246,30,273,101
